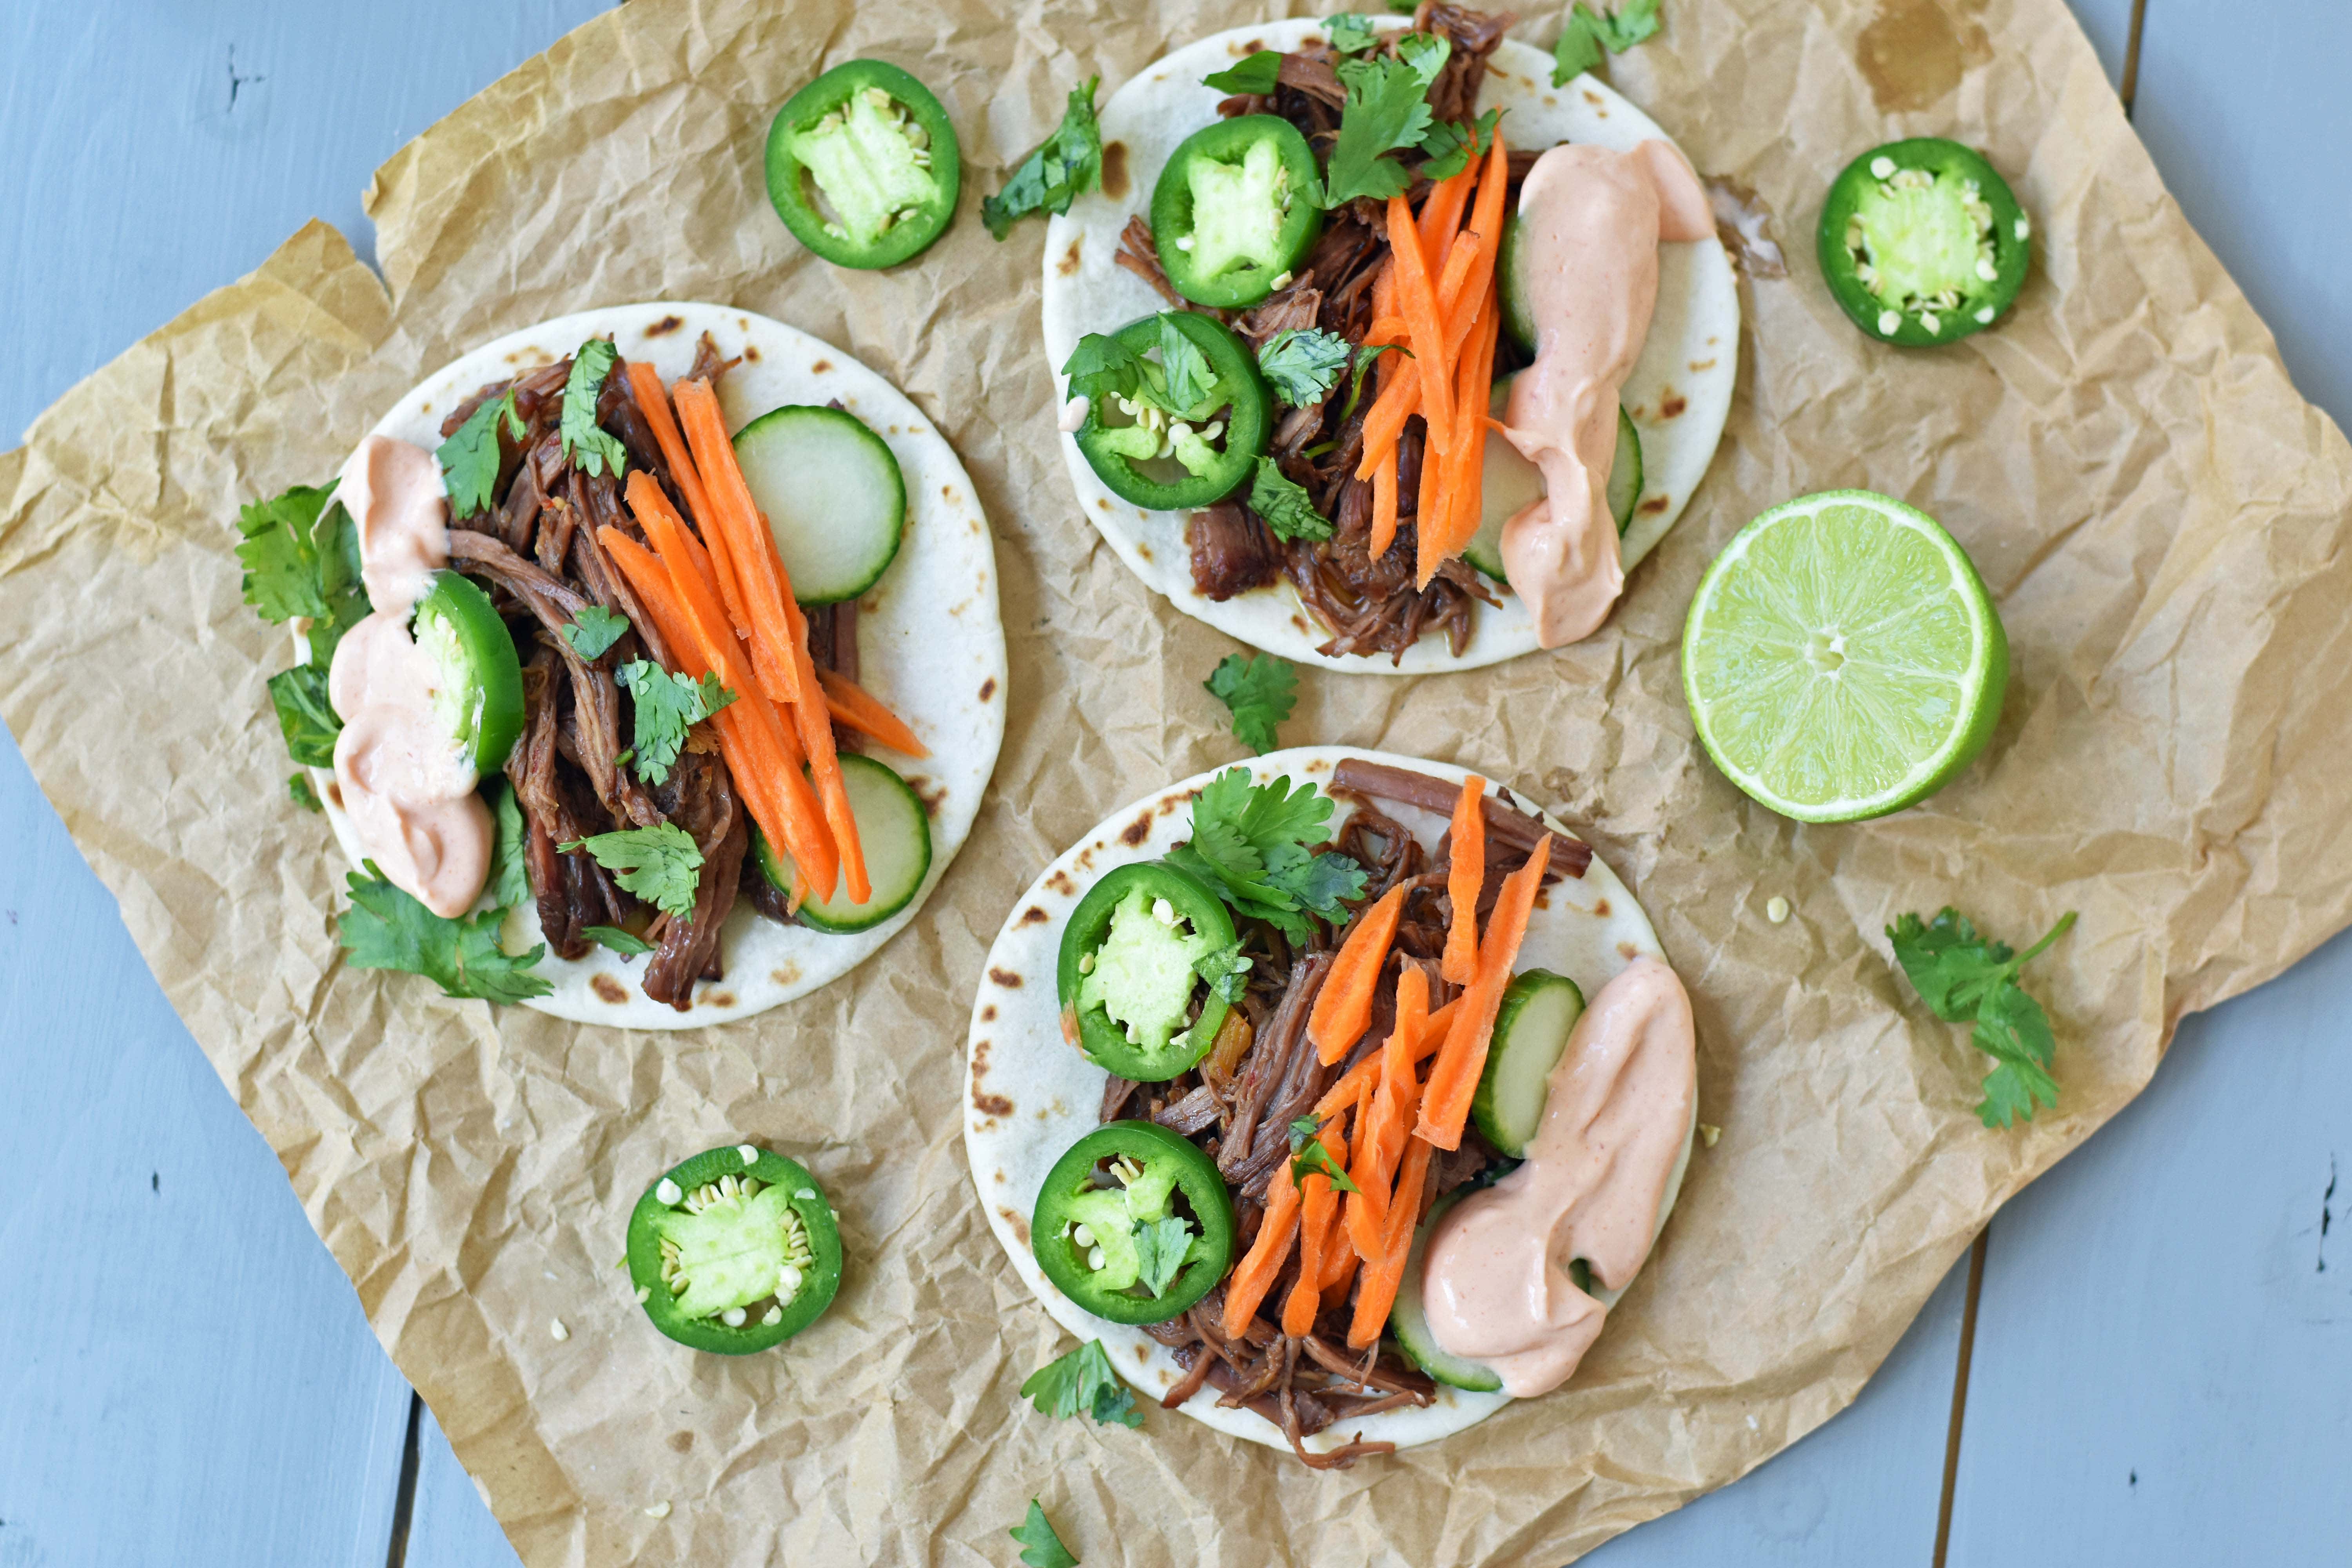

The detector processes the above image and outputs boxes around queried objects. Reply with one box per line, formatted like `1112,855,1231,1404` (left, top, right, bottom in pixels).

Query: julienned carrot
1343,964,1428,1258
1421,287,1501,581
673,383,871,906
1386,195,1454,456
1282,1120,1347,1336
815,666,928,758
1417,147,1480,255
599,525,830,905
1369,453,1401,561
1307,884,1407,1064
1225,1158,1301,1339
622,363,755,642
1443,775,1486,985
1348,1134,1435,1348
1417,834,1553,1149
1432,230,1485,329
1354,221,1490,482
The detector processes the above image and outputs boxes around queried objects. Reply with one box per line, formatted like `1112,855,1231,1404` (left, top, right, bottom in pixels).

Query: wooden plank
0,733,415,1566
1584,1256,1970,1564
407,1403,530,1568
2131,0,2352,425
1949,924,2352,1559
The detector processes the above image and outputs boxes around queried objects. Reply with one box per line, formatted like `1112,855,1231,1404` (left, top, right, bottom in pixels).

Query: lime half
1682,490,2007,822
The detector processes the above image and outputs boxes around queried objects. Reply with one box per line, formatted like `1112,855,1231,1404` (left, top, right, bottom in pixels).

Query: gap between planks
384,1394,424,1568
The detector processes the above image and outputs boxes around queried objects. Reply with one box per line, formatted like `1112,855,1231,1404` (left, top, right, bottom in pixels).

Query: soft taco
965,748,1696,1461
1041,8,1738,671
240,302,1004,1027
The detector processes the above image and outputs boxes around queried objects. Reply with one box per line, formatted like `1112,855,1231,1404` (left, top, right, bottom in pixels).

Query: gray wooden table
1,3,2344,1563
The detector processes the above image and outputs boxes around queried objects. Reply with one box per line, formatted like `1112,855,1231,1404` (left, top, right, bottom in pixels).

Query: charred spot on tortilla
989,968,1024,988
999,1207,1030,1245
1059,238,1084,276
1047,870,1076,895
908,775,948,816
645,315,685,338
1120,811,1154,847
1660,392,1687,419
982,1004,998,1022
1639,495,1671,515
1020,906,1051,926
1100,140,1129,200
1594,897,1611,916
771,964,802,985
592,975,629,1004
811,359,832,373
702,991,736,1009
980,678,997,701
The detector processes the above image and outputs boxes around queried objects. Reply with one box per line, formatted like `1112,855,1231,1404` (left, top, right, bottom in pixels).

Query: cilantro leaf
1419,107,1502,180
1204,652,1298,755
235,483,339,624
1287,1116,1363,1193
559,823,705,920
1131,1215,1198,1298
1256,328,1354,408
1156,315,1220,416
1324,13,1382,53
561,339,630,479
436,390,525,520
616,660,735,786
1338,340,1412,422
581,924,654,957
1011,1501,1079,1568
984,77,1102,240
1322,54,1437,207
1060,330,1154,409
338,867,552,1003
1018,1339,1144,1430
1887,907,2076,1129
1247,456,1334,543
562,604,631,660
267,664,343,767
1192,941,1254,1004
1164,769,1365,942
1396,31,1452,84
1552,0,1663,86
287,773,322,813
486,778,531,911
1203,50,1283,95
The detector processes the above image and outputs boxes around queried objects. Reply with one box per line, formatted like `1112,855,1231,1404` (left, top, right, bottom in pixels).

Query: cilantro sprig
338,865,552,1004
562,604,630,660
1204,652,1298,755
436,390,525,520
1256,328,1354,408
1165,769,1367,944
1288,1116,1362,1193
1018,1338,1143,1429
1010,1501,1080,1568
1323,13,1383,53
486,778,531,912
1202,51,1283,95
1552,0,1662,86
1322,52,1439,206
984,78,1102,240
1420,107,1501,180
561,338,630,479
1246,456,1333,543
1888,907,2077,1128
236,481,371,767
616,660,736,787
559,823,706,920
1130,1215,1198,1298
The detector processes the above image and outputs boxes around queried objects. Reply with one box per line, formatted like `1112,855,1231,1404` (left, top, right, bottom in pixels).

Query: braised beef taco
242,302,1004,1027
1041,9,1737,671
965,749,1697,1461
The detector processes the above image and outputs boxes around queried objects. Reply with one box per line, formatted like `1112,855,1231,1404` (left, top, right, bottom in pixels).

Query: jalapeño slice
1149,115,1324,309
1057,860,1240,1082
1069,312,1272,512
1818,137,2031,347
413,569,524,773
625,1145,843,1354
1031,1122,1236,1325
766,60,963,270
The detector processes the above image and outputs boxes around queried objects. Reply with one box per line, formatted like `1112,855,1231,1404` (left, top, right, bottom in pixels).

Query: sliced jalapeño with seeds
625,1145,842,1354
765,60,963,270
1817,137,2031,347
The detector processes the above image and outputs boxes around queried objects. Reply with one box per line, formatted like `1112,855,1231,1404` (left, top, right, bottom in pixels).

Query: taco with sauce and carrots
965,749,1697,1463
237,302,1005,1026
1040,6,1737,672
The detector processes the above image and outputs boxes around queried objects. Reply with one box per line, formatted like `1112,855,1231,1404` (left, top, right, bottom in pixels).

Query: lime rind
1681,490,2007,822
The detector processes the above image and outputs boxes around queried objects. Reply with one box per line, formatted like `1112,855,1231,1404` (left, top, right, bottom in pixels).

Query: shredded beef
1187,503,1283,601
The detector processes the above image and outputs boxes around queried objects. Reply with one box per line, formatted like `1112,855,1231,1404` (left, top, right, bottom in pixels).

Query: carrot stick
1321,1237,1359,1295
1369,450,1401,561
815,666,928,758
1416,835,1553,1149
1307,884,1407,1064
1416,153,1480,260
1281,1120,1347,1336
1225,1160,1301,1339
1422,292,1498,580
673,383,870,906
621,361,718,548
1355,363,1423,481
1343,964,1428,1258
1448,290,1501,562
1386,195,1453,456
1443,776,1486,985
1431,230,1485,328
1347,1134,1435,1348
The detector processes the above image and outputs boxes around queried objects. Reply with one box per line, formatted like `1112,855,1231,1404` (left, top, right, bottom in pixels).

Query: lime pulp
1681,490,2007,822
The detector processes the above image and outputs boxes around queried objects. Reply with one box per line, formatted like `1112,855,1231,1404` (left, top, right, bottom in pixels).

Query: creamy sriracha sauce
325,435,494,919
1420,955,1697,1397
1499,140,1713,648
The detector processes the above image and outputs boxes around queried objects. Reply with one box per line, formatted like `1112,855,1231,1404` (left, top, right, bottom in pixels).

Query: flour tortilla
307,301,1006,1029
1040,18,1740,673
964,747,1695,1454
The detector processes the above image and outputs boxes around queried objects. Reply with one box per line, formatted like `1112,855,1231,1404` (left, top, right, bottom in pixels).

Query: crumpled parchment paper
2,1,2348,1563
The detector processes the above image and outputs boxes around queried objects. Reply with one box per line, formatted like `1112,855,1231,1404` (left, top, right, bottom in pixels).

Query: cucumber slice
1463,381,1642,580
752,753,932,932
1469,969,1586,1157
731,406,907,604
1387,1188,1504,1392
1499,211,1535,355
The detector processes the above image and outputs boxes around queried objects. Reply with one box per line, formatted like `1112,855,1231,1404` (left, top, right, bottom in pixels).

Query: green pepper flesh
1057,860,1239,1080
766,60,963,270
1071,313,1272,512
1817,137,2031,348
625,1146,844,1355
1030,1122,1236,1325
1150,116,1325,309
